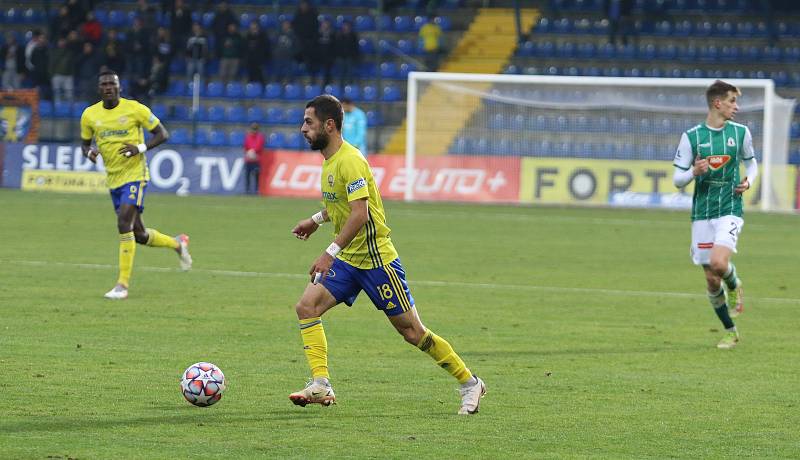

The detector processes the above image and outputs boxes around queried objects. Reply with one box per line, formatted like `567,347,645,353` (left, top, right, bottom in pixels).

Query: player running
288,95,486,414
672,80,758,349
80,69,192,300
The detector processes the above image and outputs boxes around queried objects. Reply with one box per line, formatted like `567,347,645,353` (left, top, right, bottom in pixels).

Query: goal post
404,71,796,212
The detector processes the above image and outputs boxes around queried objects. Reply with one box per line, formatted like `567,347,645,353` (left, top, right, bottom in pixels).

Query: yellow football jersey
321,141,398,269
80,98,161,189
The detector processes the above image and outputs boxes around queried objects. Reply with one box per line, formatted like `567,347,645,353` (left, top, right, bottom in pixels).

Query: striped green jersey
673,121,755,221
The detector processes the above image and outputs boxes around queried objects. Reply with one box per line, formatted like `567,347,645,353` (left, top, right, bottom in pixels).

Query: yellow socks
417,330,473,384
117,231,136,287
299,317,329,379
145,228,179,249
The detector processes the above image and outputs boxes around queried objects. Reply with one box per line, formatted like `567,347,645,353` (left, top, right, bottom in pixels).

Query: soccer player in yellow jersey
79,70,192,300
288,95,486,414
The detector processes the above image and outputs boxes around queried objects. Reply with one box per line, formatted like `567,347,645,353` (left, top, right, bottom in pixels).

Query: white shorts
690,215,744,265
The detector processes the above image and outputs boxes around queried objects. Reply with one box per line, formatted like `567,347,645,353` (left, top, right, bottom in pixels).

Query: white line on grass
4,259,799,305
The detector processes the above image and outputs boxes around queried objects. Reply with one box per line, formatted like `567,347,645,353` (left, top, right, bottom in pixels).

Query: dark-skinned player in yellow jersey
80,70,192,299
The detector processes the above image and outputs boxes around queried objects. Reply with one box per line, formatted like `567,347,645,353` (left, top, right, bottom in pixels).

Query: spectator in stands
418,16,443,71
313,19,336,87
50,6,73,41
75,41,102,101
244,21,269,85
292,0,319,77
65,0,86,32
102,29,126,76
272,20,298,84
606,0,634,46
81,11,103,45
50,37,76,104
341,97,367,156
153,27,173,71
335,21,360,88
186,23,208,79
26,31,51,100
212,2,238,58
219,23,243,85
1,32,25,90
136,0,159,34
243,122,265,195
128,17,152,78
148,54,169,95
170,0,193,52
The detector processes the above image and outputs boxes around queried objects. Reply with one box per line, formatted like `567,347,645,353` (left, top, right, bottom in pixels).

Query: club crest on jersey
706,155,731,170
727,137,736,147
118,116,128,124
327,174,334,187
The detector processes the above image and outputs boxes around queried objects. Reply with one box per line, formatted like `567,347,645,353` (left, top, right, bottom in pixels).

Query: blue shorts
322,257,415,316
110,181,147,214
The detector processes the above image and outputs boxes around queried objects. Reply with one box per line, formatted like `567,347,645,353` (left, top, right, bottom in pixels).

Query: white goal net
404,72,796,212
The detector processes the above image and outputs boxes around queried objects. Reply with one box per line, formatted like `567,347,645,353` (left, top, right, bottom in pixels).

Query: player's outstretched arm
292,210,329,241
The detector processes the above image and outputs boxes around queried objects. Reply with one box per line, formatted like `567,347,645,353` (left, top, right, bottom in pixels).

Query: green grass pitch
1,189,798,459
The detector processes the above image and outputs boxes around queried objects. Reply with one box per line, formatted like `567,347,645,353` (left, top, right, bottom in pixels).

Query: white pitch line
4,259,800,305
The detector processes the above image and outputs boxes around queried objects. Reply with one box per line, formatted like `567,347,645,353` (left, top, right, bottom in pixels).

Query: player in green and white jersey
673,80,758,349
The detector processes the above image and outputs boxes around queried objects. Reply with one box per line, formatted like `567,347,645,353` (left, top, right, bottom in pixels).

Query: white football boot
104,284,128,300
289,379,336,407
458,376,487,415
175,234,193,271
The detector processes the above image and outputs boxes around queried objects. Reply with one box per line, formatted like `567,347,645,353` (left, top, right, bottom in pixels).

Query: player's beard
309,131,330,151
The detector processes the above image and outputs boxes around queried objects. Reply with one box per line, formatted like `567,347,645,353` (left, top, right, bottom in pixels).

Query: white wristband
311,211,325,225
137,143,148,154
326,242,341,257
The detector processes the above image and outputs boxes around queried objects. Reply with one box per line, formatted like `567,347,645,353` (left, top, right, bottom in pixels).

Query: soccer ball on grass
181,362,226,407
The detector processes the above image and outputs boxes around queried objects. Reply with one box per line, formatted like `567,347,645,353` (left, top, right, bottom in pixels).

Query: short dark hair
306,94,343,132
98,69,119,79
706,80,740,107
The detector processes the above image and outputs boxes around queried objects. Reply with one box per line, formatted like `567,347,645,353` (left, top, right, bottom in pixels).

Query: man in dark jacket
1,32,26,89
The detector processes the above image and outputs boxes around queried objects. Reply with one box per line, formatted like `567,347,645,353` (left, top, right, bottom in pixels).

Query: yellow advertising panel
22,170,107,193
519,157,692,206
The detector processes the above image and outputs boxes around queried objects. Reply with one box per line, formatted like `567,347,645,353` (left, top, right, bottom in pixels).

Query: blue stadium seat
396,39,414,55
286,132,306,150
209,130,227,146
171,128,190,145
247,106,264,123
284,107,304,125
70,102,86,118
194,129,210,145
94,9,109,25
151,103,167,121
382,85,401,102
225,82,244,98
207,105,225,122
207,82,224,98
170,105,188,121
433,16,451,31
259,14,278,29
362,85,377,102
54,101,71,118
201,12,214,28
264,83,281,99
244,82,263,99
226,106,246,123
229,130,246,147
39,100,53,118
323,84,341,97
195,106,210,122
283,83,303,100
342,84,361,101
354,15,374,32
108,10,125,27
304,83,322,99
266,107,284,124
393,15,412,32
267,132,286,149
366,110,382,127
239,12,254,29
377,15,392,31
358,38,375,54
